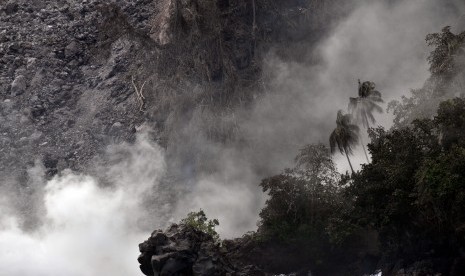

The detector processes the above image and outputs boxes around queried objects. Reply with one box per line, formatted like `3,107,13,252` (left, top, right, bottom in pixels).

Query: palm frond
367,110,376,124
330,110,360,156
371,102,384,113
350,80,384,127
368,90,382,99
361,108,369,128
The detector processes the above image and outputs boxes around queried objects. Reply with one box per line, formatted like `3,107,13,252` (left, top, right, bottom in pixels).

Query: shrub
181,209,220,241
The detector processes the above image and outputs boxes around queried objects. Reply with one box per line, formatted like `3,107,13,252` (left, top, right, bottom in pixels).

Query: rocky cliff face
0,0,347,177
1,0,153,177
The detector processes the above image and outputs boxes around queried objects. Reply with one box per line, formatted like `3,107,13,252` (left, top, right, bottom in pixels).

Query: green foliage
435,98,465,148
388,27,465,128
426,26,465,77
387,87,437,128
415,146,465,234
347,98,465,258
181,209,220,241
258,144,343,247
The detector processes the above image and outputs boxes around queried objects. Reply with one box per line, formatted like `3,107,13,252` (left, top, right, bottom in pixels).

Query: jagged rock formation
138,224,265,276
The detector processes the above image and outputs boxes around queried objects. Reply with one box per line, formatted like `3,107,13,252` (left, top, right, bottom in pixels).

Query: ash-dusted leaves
426,26,465,77
181,209,220,241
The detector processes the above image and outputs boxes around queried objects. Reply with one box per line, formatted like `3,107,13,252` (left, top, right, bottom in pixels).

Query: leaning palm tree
348,80,384,162
329,110,360,175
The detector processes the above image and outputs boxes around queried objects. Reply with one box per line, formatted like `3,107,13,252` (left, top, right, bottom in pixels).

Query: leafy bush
181,209,220,241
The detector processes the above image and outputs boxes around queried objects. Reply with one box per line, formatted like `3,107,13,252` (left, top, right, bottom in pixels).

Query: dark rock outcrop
138,224,264,276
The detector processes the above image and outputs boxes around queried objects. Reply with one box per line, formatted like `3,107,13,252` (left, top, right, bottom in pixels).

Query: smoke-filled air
1,0,464,275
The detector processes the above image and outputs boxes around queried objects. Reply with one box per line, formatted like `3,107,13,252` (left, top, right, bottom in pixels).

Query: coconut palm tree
348,80,384,162
349,80,384,128
329,110,360,175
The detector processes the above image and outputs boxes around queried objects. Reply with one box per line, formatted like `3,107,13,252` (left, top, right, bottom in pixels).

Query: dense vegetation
257,144,344,264
348,98,465,269
253,27,465,275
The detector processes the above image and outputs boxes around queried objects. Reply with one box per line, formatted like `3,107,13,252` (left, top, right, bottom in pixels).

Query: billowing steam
0,131,166,276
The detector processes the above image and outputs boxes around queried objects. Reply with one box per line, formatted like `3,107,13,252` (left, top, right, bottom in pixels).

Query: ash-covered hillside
0,0,348,178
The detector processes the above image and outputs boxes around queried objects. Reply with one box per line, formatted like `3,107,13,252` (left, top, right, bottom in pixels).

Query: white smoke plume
0,131,166,276
171,147,266,238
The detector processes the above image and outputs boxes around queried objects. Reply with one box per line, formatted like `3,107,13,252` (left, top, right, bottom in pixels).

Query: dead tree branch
132,75,147,111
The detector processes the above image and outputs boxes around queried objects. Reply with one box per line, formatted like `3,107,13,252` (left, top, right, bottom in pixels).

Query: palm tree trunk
344,148,355,175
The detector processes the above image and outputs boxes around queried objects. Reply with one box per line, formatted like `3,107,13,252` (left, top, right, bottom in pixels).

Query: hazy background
0,0,464,275
241,0,465,174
